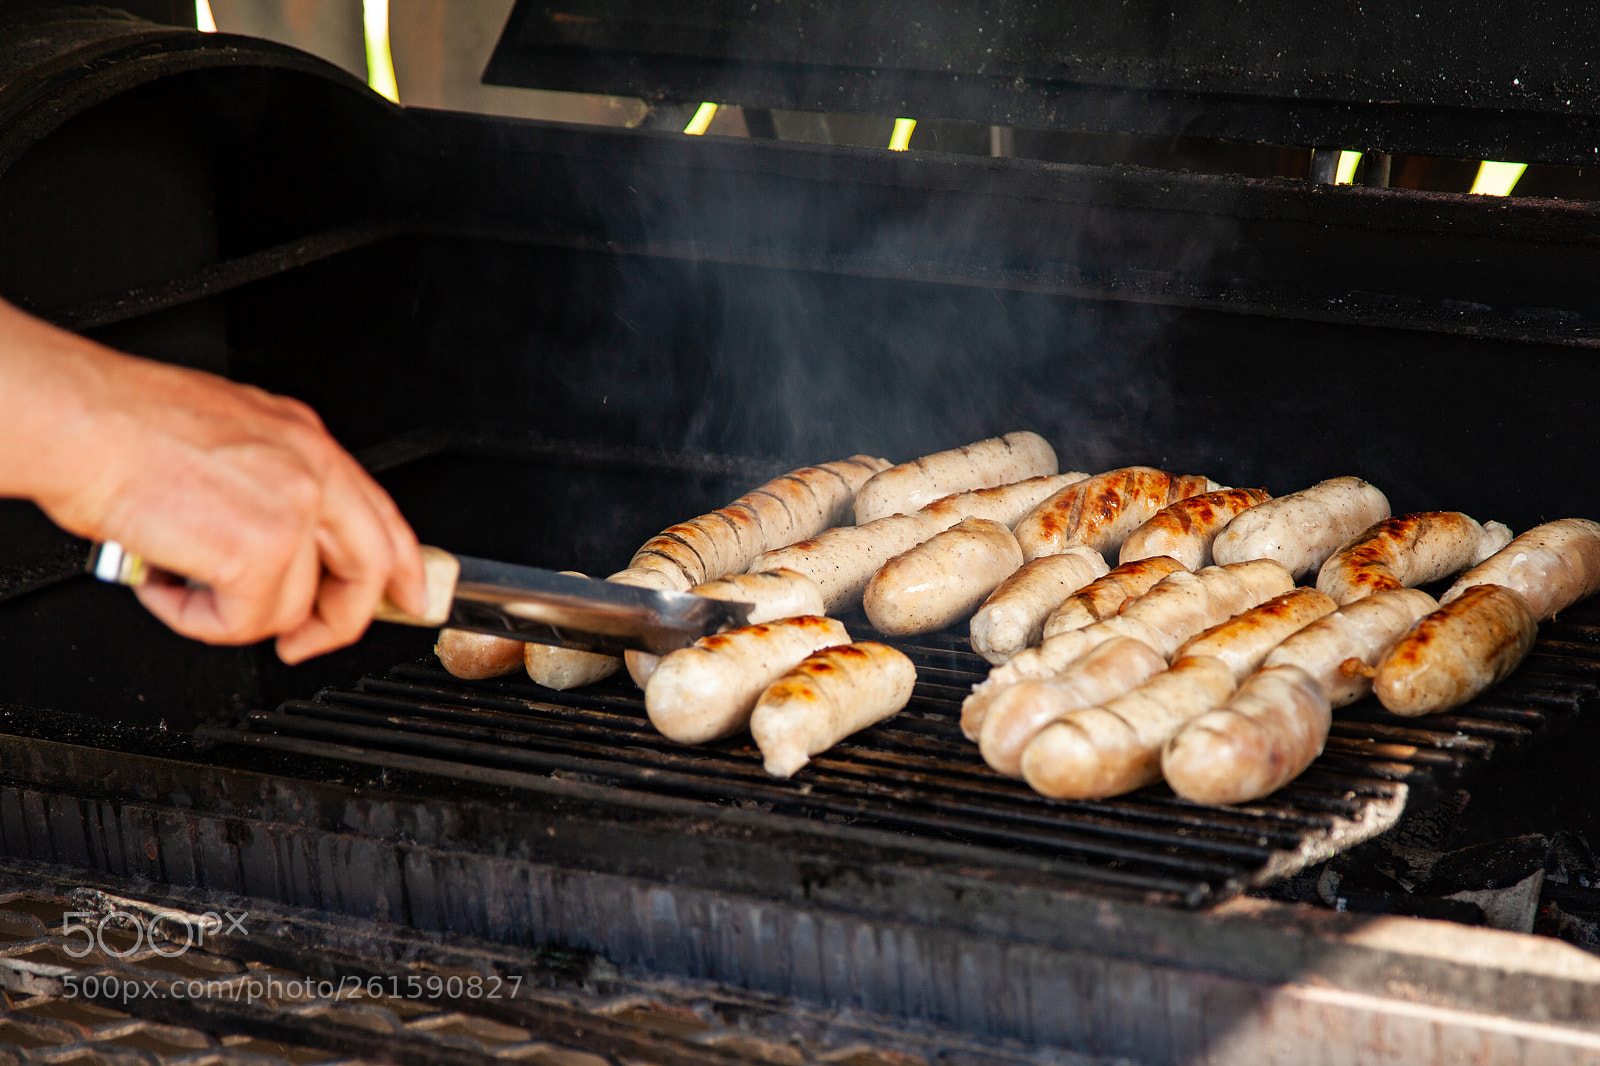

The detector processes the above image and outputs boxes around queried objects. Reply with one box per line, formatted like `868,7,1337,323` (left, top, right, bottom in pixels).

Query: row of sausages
433,431,1600,804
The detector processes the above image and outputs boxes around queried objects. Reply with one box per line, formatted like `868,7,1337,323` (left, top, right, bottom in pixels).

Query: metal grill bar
208,600,1600,909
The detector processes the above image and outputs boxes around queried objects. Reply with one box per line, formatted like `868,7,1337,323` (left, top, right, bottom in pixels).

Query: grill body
5,10,1600,1063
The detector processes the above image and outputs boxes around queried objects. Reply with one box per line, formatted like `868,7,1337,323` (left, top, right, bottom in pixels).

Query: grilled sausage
750,642,916,777
630,455,891,588
645,616,850,744
435,629,523,680
1373,584,1539,716
864,519,1024,636
977,636,1166,775
1041,556,1189,639
524,644,620,691
1096,558,1296,660
1439,518,1600,621
970,547,1110,664
1161,664,1330,805
1119,488,1272,570
1211,476,1390,580
1014,467,1222,563
1261,587,1437,707
961,559,1292,737
750,472,1084,613
1021,655,1237,799
1315,511,1513,606
623,568,828,688
852,431,1058,524
1175,588,1339,683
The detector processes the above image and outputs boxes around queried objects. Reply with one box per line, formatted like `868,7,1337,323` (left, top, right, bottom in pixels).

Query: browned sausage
1119,488,1272,570
1372,584,1539,716
435,629,523,680
1014,467,1221,562
1314,511,1512,606
1175,588,1339,683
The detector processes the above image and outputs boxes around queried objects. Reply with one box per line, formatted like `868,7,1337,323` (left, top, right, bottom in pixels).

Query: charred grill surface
204,601,1600,909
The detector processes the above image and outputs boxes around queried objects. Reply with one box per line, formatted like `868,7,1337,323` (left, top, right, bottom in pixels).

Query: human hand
1,299,427,663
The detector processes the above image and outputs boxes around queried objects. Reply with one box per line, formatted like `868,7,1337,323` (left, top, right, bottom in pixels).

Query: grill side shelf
205,606,1600,909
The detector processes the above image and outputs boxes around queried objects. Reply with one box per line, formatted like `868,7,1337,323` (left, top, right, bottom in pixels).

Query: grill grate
213,603,1600,909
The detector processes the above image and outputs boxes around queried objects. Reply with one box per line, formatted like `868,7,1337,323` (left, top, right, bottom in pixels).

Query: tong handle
89,542,461,629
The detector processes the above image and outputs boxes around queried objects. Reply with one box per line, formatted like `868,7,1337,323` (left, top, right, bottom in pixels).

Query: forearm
0,297,115,512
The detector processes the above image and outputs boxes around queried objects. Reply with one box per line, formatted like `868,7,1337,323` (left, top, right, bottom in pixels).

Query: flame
888,118,916,151
363,0,400,103
683,103,719,135
194,0,216,31
1470,161,1527,196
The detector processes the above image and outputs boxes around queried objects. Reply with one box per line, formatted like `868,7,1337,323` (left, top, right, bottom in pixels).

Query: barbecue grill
6,4,1600,1062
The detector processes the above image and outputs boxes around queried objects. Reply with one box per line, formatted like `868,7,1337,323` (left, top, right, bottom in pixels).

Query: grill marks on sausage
1015,467,1219,561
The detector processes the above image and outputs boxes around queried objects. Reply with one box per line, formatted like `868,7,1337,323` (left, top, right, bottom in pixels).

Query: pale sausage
1315,511,1513,605
1439,518,1600,621
1211,476,1391,580
1119,487,1272,570
1041,556,1188,639
1373,584,1538,716
970,547,1110,664
1260,587,1437,707
1014,467,1221,562
1020,655,1237,799
864,519,1023,636
750,642,916,777
977,636,1166,774
750,473,1084,613
645,616,850,744
1161,664,1330,805
852,431,1057,524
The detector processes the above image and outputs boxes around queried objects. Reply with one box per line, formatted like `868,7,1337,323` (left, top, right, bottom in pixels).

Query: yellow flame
194,0,216,31
1334,151,1362,185
1470,161,1528,196
683,103,719,135
363,0,400,103
888,118,916,151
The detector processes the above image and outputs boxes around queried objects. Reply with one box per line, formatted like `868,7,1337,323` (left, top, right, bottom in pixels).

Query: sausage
1260,587,1437,707
1161,664,1330,805
1020,655,1237,799
630,454,891,588
436,629,523,680
864,519,1024,636
750,642,916,777
852,431,1058,524
623,568,827,688
1373,584,1539,716
1119,488,1272,570
960,559,1292,738
970,547,1110,665
1315,511,1513,606
977,636,1166,775
749,472,1084,613
1013,467,1222,562
1439,518,1600,621
524,644,620,690
1175,588,1339,683
1211,476,1390,580
645,616,850,744
1041,556,1188,640
1097,558,1296,660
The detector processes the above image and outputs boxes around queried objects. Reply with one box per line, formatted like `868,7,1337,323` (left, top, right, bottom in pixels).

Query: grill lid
486,0,1600,166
